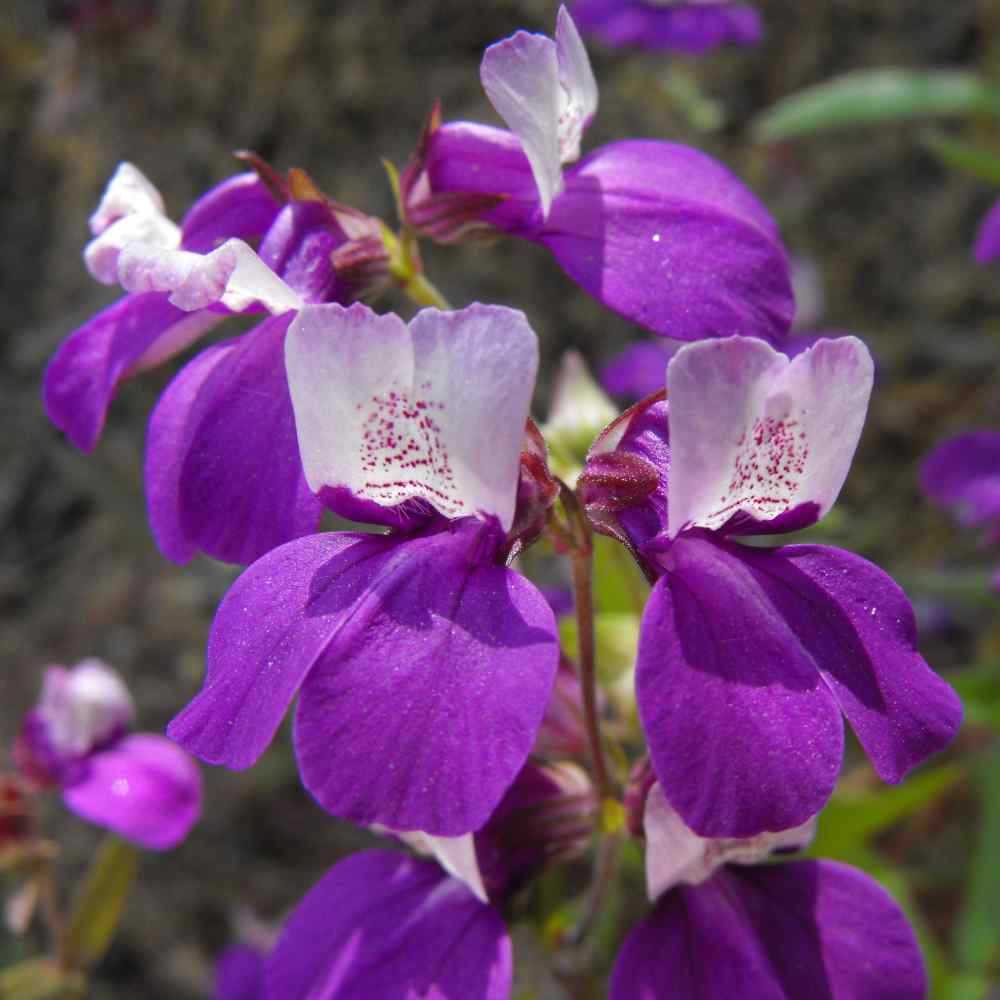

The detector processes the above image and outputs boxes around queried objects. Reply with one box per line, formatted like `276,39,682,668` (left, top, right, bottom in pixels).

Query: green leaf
63,835,138,972
753,70,1000,141
0,958,84,1000
592,534,648,616
949,661,1000,729
922,130,1000,186
559,611,639,684
954,751,1000,972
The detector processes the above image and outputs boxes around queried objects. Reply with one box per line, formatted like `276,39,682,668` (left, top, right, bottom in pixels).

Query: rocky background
2,1,999,996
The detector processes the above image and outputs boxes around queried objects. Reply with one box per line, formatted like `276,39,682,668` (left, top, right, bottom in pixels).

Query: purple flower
15,659,201,850
44,162,387,566
403,7,794,345
169,302,560,836
572,0,763,54
611,781,927,999
580,335,962,837
264,762,593,999
214,945,266,1000
921,430,1000,589
974,196,1000,262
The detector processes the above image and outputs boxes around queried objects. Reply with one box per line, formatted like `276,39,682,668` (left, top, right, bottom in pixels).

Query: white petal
117,238,302,314
554,6,598,164
89,162,169,236
399,831,489,904
666,336,874,537
286,302,538,530
644,782,818,902
481,30,564,218
84,212,181,285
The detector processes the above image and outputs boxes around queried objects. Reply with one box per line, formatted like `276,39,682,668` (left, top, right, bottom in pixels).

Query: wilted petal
574,0,763,54
286,302,538,531
118,237,303,314
43,293,223,452
181,173,282,254
611,860,925,999
62,734,202,850
266,851,511,1000
89,162,169,235
666,336,873,537
921,430,1000,528
636,534,844,837
145,313,322,565
481,28,565,217
974,196,1000,263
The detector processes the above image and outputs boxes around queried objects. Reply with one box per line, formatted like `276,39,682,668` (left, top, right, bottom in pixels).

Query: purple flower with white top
579,335,962,837
921,430,1000,590
44,161,387,566
611,778,927,999
572,0,763,54
403,7,794,345
15,659,201,850
169,302,560,836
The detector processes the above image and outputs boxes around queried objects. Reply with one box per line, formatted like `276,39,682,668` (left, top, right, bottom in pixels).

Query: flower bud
503,419,560,562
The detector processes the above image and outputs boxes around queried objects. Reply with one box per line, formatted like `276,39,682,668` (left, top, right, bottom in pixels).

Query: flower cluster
41,7,962,998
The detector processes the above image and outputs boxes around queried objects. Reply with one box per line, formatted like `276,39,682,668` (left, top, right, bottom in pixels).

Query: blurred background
2,1,999,996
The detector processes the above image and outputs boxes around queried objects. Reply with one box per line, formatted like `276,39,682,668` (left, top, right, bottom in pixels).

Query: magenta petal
636,534,844,837
215,945,265,1000
760,545,962,784
61,733,201,850
43,293,220,452
180,173,281,254
610,859,925,999
267,851,511,1000
293,522,559,834
600,340,673,400
145,312,322,565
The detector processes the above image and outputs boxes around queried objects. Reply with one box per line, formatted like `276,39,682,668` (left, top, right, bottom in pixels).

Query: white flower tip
89,162,168,236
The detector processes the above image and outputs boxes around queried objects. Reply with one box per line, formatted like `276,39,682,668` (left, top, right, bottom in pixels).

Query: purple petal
611,859,925,999
921,430,1000,528
170,523,559,835
145,313,321,565
180,173,281,255
61,733,202,850
760,544,962,785
666,336,873,537
574,1,763,54
974,196,1000,263
286,302,538,532
636,534,844,837
600,340,673,400
214,945,266,1000
43,293,222,452
266,850,512,1000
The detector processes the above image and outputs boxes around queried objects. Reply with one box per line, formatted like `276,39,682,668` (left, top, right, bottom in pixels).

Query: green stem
402,271,452,310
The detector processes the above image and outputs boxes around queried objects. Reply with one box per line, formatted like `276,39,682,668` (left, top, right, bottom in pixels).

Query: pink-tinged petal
554,6,599,163
181,173,282,254
481,28,565,217
398,832,488,904
214,945,265,1000
611,859,925,1000
974,196,1000,263
286,303,538,531
759,544,962,785
62,734,202,850
169,524,558,835
666,336,873,537
643,781,815,903
118,238,303,314
636,534,844,837
145,314,322,565
43,293,223,452
266,851,512,1000
89,162,168,235
921,430,1000,527
85,212,181,285
294,523,559,835
575,1,763,54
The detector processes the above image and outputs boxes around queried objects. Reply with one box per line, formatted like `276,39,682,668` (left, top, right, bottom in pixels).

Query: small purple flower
572,0,763,54
403,7,794,345
214,945,266,1000
44,162,387,566
611,781,927,999
15,659,201,850
169,302,560,836
974,196,1000,262
921,430,1000,589
580,335,962,837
